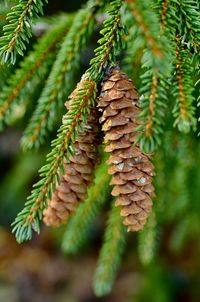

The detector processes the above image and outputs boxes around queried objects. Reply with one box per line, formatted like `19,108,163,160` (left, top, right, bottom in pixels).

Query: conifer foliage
0,0,47,64
0,0,199,297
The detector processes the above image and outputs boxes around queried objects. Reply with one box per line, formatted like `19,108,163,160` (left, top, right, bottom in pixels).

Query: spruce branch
172,39,196,133
159,0,169,31
93,204,127,297
125,0,173,153
180,0,200,52
126,0,165,62
136,34,172,152
158,0,200,52
88,0,126,81
137,65,170,153
22,2,97,150
62,157,111,254
122,24,144,79
0,16,73,129
12,77,97,243
0,0,47,64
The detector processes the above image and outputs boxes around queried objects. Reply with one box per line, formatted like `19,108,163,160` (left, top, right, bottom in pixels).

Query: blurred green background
0,1,200,302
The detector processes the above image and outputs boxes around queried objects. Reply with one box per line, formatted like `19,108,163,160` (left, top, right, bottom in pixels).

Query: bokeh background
0,1,200,301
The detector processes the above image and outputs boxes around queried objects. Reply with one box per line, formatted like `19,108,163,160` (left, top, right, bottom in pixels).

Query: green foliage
158,0,200,50
126,0,172,153
135,264,174,302
168,139,200,252
138,211,159,265
127,0,168,69
163,138,191,221
62,156,111,254
0,1,11,32
21,2,98,150
93,204,127,297
0,63,13,89
88,0,126,81
130,0,200,152
180,0,200,52
0,0,47,64
122,25,143,83
137,66,170,153
172,44,196,133
12,79,97,243
0,16,73,129
159,0,199,132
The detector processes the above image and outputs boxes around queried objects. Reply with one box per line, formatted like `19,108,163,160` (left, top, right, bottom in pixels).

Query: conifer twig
22,2,98,150
160,0,168,30
126,0,172,153
137,66,169,153
0,0,47,64
93,204,127,297
172,38,196,133
180,0,200,52
88,0,125,81
126,0,164,60
0,16,73,128
12,77,97,243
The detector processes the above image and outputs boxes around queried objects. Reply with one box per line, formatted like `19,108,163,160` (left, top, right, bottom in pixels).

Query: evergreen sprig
0,0,47,64
21,2,97,150
122,24,144,80
126,0,166,66
158,0,200,51
172,40,196,133
88,0,126,81
12,78,97,243
93,204,127,297
159,0,169,30
62,157,111,254
126,0,172,153
157,0,199,133
0,16,73,129
137,65,170,153
180,0,200,52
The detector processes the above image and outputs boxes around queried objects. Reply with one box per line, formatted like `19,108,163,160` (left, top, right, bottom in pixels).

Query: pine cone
98,68,155,232
43,78,100,227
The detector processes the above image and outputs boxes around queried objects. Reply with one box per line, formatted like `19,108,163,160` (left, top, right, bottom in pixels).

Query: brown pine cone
98,67,155,232
43,78,100,227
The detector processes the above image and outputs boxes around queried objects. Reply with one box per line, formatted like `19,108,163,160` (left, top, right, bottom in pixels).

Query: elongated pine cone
43,79,99,227
98,68,155,232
